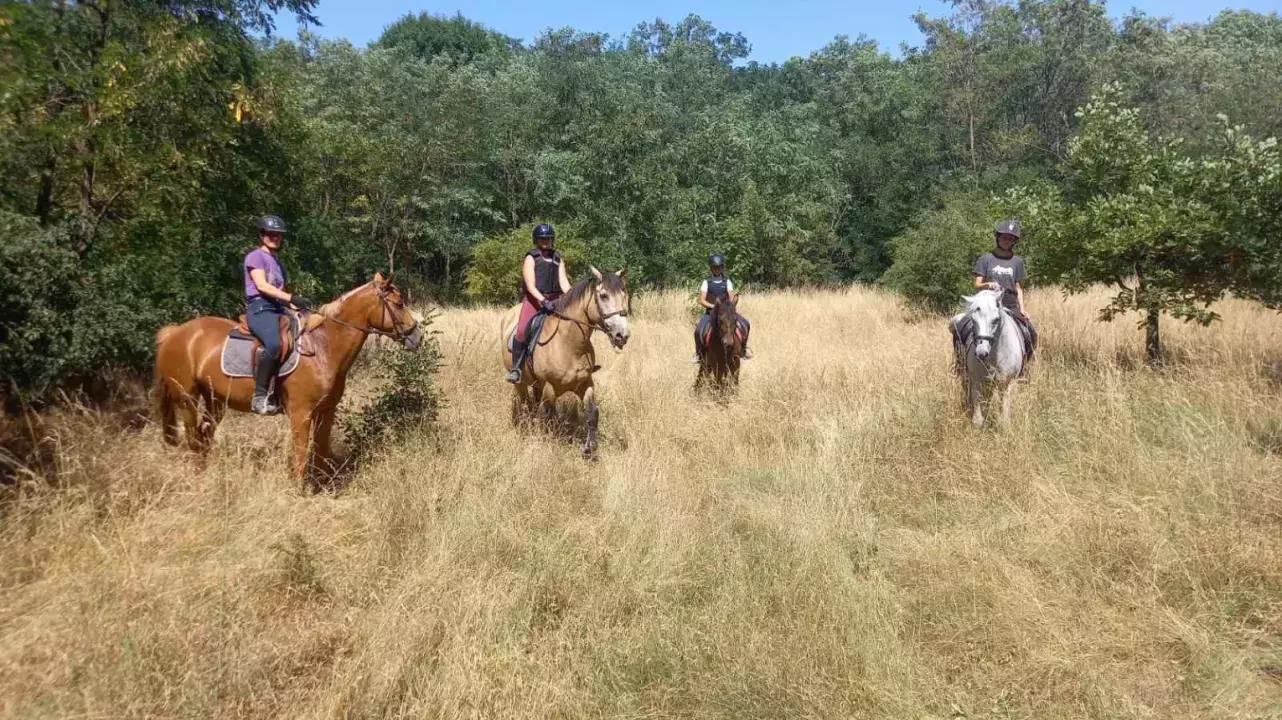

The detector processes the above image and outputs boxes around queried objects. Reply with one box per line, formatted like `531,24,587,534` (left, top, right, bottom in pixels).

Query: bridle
547,282,628,334
971,300,1006,362
320,283,419,341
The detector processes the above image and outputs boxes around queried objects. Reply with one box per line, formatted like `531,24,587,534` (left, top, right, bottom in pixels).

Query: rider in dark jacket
691,253,753,363
507,223,572,384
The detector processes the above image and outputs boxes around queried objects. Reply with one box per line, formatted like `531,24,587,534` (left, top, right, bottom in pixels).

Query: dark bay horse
696,294,742,394
154,273,421,483
500,267,630,459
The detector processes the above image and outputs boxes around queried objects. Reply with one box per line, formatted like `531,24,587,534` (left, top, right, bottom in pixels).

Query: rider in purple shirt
243,214,313,415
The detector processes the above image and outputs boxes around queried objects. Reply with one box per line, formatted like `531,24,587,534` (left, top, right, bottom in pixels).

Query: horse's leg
581,383,599,460
1000,381,1015,426
310,405,337,481
969,376,986,427
289,411,315,489
197,387,225,461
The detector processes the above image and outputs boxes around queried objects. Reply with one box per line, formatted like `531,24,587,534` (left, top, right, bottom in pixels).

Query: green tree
1008,85,1282,363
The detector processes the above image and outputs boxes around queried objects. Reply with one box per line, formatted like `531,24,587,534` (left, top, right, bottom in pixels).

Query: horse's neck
560,288,596,333
994,310,1023,375
315,296,374,373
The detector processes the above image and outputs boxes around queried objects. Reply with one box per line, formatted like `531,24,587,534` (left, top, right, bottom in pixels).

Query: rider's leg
692,314,710,363
507,297,538,384
248,299,283,414
738,315,753,359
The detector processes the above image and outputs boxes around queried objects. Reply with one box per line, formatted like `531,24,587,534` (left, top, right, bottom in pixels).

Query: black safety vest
705,275,731,303
525,248,563,297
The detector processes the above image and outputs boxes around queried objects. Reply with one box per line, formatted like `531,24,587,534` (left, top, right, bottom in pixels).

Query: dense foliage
1,0,1280,397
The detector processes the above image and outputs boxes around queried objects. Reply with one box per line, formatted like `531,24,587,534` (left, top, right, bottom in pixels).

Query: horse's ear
374,271,386,286
616,266,627,279
590,266,603,281
385,271,396,286
961,294,974,305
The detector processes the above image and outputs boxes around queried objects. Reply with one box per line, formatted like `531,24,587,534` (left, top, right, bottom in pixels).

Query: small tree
881,192,993,315
1008,85,1282,363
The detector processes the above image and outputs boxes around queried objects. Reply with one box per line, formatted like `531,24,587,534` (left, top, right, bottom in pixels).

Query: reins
311,284,418,342
545,281,626,335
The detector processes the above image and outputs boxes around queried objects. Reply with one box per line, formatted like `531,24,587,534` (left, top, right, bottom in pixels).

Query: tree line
2,0,1280,399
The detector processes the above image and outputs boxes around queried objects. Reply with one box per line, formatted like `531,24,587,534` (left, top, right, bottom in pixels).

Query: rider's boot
506,338,528,384
251,347,281,415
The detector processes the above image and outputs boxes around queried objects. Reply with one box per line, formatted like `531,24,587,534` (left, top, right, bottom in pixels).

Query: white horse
951,290,1025,427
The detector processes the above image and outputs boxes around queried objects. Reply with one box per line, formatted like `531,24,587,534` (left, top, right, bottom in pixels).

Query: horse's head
962,289,1004,361
589,266,630,350
712,295,739,356
363,272,422,351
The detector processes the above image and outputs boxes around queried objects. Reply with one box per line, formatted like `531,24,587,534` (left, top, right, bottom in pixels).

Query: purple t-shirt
244,248,286,299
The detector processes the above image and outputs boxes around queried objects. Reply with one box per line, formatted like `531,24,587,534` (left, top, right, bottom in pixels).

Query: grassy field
3,287,1282,718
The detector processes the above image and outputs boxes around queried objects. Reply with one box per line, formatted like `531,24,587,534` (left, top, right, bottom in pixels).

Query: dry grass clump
2,286,1281,718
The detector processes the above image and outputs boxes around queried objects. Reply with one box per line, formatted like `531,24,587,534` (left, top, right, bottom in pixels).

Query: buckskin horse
695,294,742,394
500,267,630,459
154,273,421,484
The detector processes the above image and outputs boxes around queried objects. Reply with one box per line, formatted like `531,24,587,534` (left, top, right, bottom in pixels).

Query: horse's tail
154,325,181,447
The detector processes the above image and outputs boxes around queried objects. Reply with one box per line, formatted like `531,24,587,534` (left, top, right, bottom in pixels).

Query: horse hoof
582,446,598,461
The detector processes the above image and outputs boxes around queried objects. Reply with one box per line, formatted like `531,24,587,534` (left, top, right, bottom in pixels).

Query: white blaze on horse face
969,293,1001,360
598,287,630,350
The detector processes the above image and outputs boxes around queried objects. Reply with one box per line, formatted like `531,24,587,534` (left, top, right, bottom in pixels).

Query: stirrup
505,368,522,384
690,353,701,364
742,347,754,360
251,394,280,415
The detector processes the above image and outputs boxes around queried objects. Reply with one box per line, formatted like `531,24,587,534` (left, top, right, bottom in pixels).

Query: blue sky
271,0,1282,62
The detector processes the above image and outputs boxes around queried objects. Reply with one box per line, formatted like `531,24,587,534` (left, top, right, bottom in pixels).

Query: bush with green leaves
880,194,994,315
341,321,443,464
464,223,588,305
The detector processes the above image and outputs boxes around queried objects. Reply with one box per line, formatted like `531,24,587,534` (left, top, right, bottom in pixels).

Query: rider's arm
557,259,572,294
973,275,990,291
250,268,293,303
522,256,544,303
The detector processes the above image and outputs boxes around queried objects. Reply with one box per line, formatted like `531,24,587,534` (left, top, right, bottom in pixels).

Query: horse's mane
555,273,624,311
317,282,373,319
965,288,1003,312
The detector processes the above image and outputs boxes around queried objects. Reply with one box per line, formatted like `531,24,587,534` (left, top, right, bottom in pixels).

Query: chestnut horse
154,273,421,483
696,294,742,394
500,267,630,458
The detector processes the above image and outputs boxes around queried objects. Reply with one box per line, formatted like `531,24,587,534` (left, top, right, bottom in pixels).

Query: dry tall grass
3,287,1282,718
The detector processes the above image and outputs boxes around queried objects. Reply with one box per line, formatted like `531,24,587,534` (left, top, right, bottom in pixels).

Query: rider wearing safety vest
952,219,1037,367
507,223,572,384
691,253,753,363
243,214,313,415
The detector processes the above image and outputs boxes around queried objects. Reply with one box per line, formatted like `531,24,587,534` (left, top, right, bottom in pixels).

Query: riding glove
290,294,314,312
541,299,557,313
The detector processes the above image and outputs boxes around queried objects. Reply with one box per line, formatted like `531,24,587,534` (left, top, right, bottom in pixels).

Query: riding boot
251,347,281,415
506,338,528,384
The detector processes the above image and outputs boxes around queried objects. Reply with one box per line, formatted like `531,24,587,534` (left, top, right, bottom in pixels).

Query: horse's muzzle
402,326,424,352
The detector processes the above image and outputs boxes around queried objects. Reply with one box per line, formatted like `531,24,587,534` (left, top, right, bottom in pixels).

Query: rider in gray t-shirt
951,219,1038,371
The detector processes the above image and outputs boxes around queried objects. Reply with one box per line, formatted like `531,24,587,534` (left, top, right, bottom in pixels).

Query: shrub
880,193,994,315
340,315,443,464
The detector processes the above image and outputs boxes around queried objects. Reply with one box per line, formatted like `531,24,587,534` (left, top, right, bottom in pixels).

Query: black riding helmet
257,214,287,234
533,223,555,242
995,219,1022,241
707,253,726,268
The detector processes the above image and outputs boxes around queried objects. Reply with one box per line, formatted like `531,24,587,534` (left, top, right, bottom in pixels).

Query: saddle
507,312,549,369
230,311,302,367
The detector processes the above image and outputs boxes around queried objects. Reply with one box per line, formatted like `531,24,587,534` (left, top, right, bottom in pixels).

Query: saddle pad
220,336,302,379
508,313,548,367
